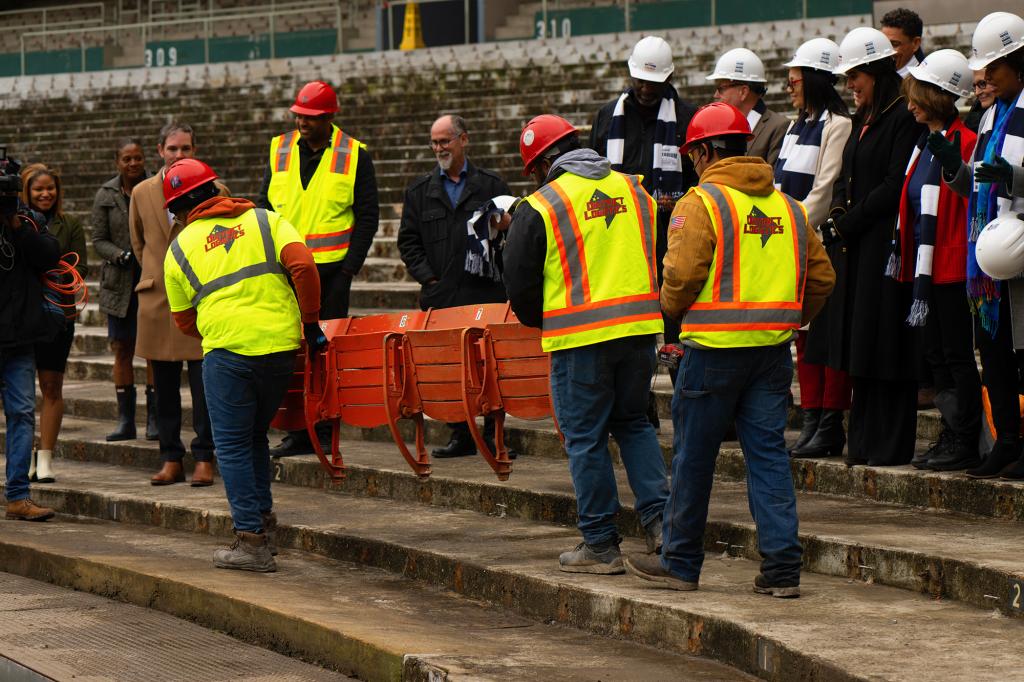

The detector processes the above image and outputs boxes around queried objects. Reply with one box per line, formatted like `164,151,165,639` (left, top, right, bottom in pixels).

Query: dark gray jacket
91,174,141,318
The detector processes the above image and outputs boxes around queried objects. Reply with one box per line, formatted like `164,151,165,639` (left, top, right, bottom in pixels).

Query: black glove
820,218,843,247
114,250,135,269
926,130,962,175
975,156,1014,185
303,322,327,359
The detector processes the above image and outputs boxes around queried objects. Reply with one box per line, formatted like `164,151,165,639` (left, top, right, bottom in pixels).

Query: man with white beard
398,114,513,458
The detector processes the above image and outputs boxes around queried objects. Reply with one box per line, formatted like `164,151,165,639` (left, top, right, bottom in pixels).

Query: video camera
0,147,22,218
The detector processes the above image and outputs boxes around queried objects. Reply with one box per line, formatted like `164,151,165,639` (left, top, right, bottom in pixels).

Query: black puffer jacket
0,218,61,352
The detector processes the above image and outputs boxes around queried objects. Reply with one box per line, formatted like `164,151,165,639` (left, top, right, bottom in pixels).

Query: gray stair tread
0,515,746,682
0,571,352,682
4,454,1023,680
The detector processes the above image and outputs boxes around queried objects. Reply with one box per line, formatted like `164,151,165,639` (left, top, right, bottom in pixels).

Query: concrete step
0,517,736,682
18,416,1024,620
0,571,353,681
3,454,1022,681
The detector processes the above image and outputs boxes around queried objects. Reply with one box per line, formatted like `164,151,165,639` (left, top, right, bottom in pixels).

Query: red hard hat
680,102,753,154
520,114,577,175
290,80,338,116
163,158,218,208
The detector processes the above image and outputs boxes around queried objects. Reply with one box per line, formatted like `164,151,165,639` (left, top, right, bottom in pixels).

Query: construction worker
258,80,380,457
706,48,789,166
503,115,669,574
163,159,324,572
623,103,835,596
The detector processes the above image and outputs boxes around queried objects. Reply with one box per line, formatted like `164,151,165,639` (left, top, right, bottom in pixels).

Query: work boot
213,530,276,573
151,460,185,486
791,409,845,458
753,574,800,598
624,553,698,591
928,434,981,471
789,408,821,455
558,539,624,574
190,460,215,487
261,510,279,556
643,515,663,554
28,450,37,482
34,449,55,483
106,385,137,442
145,385,159,441
5,498,55,522
913,427,954,470
432,430,476,458
966,438,1021,479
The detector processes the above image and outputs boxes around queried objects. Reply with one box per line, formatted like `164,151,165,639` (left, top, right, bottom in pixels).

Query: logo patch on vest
744,206,784,247
205,223,246,253
585,189,627,227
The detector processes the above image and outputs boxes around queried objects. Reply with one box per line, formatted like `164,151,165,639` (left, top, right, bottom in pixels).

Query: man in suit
129,121,218,487
397,114,512,458
706,48,790,166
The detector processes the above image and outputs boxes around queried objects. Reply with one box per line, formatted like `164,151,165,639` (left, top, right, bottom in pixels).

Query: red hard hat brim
680,131,753,155
290,103,335,116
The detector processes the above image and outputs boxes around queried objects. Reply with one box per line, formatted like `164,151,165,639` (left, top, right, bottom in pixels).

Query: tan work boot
213,530,276,572
6,499,56,522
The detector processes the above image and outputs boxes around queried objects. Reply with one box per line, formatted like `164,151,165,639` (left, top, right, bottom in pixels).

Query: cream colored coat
128,172,228,360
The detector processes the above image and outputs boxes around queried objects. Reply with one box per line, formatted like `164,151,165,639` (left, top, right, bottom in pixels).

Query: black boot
789,408,821,455
145,385,159,441
928,434,982,471
270,430,313,458
106,385,137,442
791,409,845,458
432,427,476,458
966,437,1021,478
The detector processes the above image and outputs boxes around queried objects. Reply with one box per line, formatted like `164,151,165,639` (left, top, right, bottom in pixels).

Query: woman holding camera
23,163,88,483
90,139,156,443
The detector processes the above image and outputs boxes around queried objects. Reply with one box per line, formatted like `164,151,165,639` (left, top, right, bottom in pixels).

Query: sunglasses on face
786,78,803,90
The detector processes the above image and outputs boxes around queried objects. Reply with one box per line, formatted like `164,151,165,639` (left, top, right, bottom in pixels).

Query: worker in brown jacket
624,103,834,597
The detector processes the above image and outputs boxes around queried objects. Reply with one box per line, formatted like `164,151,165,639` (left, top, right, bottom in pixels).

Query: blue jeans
2,350,36,502
550,335,669,546
662,343,802,584
202,348,295,533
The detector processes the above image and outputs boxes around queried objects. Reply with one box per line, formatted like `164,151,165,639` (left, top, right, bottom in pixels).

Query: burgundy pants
795,331,852,410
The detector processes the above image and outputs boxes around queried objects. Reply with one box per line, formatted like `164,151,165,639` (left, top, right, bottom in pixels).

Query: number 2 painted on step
274,463,283,482
1011,583,1022,611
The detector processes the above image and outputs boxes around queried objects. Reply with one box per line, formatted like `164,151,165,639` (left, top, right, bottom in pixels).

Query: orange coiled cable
43,250,88,320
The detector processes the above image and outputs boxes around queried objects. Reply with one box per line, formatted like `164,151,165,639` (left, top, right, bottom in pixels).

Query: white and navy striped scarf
773,110,827,201
887,132,941,327
606,87,683,203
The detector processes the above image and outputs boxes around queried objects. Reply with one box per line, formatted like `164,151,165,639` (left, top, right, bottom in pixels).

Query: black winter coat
398,162,511,310
805,96,923,381
0,219,61,352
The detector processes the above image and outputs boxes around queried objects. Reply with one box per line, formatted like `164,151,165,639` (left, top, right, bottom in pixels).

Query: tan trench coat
128,172,228,361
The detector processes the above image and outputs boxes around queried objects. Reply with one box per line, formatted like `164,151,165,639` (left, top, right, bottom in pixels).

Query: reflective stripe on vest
680,183,808,340
274,130,297,172
170,208,281,307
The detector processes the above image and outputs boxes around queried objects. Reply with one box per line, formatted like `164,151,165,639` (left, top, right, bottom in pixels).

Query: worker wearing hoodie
503,115,669,576
623,103,834,597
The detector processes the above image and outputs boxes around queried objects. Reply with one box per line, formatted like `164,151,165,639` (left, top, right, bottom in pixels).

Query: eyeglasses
786,78,803,91
429,136,459,149
973,80,989,91
714,82,742,94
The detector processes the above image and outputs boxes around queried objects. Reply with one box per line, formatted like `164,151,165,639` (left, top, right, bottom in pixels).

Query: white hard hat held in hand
908,49,972,99
834,27,896,75
784,38,840,73
976,214,1024,281
706,48,766,83
628,36,674,83
968,12,1024,70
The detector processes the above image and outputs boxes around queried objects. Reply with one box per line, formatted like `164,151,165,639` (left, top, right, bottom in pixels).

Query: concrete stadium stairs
0,18,1004,681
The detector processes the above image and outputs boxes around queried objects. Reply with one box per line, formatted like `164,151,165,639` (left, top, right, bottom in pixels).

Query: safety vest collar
170,208,282,307
273,126,358,177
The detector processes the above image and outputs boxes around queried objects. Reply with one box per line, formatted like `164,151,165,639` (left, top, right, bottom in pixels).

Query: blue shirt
441,160,468,207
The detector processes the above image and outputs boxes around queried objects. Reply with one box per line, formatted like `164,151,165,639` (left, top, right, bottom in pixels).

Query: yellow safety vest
679,183,809,348
525,170,663,352
164,208,303,356
267,123,364,264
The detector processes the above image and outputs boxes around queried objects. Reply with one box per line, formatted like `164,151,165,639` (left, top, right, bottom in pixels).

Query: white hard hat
705,48,766,83
628,36,674,83
784,38,840,72
976,214,1024,280
968,12,1024,70
908,49,972,99
834,27,897,75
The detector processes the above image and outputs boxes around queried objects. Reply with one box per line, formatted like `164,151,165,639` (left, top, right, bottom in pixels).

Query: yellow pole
399,2,426,51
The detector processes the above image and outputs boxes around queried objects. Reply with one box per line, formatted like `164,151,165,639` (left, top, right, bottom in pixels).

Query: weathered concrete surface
2,456,1023,681
0,520,748,682
0,570,353,681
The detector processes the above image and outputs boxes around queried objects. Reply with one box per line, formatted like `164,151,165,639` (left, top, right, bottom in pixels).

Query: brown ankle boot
6,498,55,521
190,461,214,487
151,461,185,486
213,530,276,572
